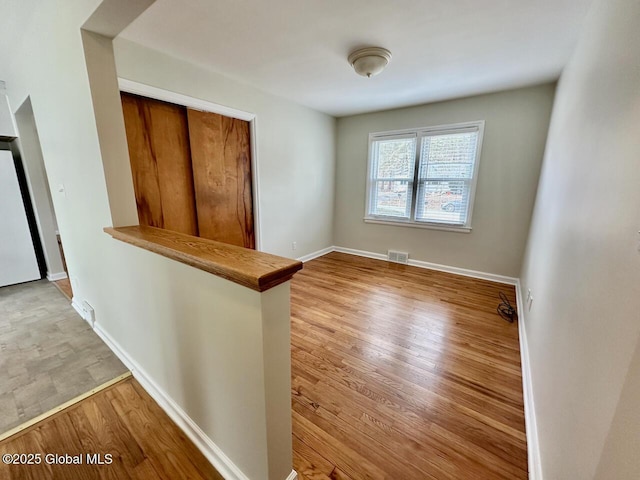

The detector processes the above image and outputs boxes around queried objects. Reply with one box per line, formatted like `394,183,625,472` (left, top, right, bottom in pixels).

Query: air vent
387,250,409,264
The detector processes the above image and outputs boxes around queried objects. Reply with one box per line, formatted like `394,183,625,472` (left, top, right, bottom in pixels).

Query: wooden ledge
104,225,303,292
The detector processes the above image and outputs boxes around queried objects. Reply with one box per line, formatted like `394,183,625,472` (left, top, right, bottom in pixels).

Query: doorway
12,98,68,289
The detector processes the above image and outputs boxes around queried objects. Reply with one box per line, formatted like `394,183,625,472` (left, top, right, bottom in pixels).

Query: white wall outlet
292,241,297,251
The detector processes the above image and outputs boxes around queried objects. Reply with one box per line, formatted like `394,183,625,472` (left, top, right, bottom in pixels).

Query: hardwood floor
53,278,73,300
1,252,526,480
0,377,223,480
290,252,527,480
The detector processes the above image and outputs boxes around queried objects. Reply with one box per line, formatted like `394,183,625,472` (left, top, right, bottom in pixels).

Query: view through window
365,121,484,230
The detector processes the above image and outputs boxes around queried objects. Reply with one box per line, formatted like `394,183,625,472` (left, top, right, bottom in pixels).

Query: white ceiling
119,0,592,117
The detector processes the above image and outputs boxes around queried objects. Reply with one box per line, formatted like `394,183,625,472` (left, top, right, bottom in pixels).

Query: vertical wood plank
187,109,255,249
120,93,198,236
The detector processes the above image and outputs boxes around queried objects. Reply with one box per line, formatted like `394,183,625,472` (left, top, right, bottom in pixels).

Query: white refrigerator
0,148,40,287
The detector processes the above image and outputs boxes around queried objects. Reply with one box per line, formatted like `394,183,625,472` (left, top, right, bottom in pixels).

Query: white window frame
364,120,485,233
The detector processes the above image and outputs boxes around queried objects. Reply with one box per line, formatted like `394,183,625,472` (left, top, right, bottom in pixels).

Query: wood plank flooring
0,377,224,480
53,279,73,300
290,252,527,480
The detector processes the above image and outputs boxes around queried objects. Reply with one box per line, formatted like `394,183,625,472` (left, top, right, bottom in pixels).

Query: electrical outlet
292,241,297,251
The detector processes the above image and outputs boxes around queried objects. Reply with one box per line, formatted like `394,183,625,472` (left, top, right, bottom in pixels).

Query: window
365,121,484,232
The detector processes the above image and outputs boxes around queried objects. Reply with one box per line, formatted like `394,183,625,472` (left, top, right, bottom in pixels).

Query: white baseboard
408,257,517,285
71,297,88,322
333,246,386,261
333,246,518,285
92,322,252,480
296,246,334,263
516,281,542,480
47,271,68,281
285,470,298,480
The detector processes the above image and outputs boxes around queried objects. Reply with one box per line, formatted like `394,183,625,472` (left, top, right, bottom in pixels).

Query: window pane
415,130,479,225
367,124,482,227
373,138,416,179
424,162,473,179
419,131,478,180
372,180,411,218
416,180,470,225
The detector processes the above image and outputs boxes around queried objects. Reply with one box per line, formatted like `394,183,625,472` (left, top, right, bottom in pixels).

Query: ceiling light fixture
348,47,392,78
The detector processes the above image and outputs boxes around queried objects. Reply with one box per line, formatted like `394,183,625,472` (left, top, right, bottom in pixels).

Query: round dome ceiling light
348,47,392,78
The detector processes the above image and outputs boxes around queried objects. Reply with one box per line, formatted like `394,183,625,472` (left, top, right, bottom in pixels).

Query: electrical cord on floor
497,292,516,323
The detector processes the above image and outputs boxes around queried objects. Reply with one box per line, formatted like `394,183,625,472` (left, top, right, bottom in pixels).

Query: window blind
369,135,417,219
366,122,483,230
415,129,479,225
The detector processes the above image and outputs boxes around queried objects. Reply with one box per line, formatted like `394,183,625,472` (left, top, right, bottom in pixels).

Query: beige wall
0,2,309,478
113,38,336,260
1,1,112,301
6,1,640,479
519,0,640,477
82,30,139,228
334,84,555,277
99,241,293,480
595,337,640,479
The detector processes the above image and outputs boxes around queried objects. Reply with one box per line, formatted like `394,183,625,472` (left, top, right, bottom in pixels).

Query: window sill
363,217,472,233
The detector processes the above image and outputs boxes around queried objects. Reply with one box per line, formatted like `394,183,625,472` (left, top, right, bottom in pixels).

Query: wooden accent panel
104,225,301,292
121,93,198,236
187,109,255,249
0,377,224,480
290,252,527,480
